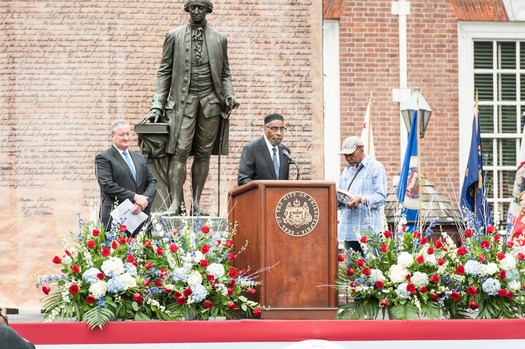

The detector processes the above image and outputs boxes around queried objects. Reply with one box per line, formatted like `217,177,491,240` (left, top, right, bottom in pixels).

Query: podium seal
275,191,319,237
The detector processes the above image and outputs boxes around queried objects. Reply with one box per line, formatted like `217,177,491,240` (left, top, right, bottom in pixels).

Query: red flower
228,268,239,278
227,287,234,295
206,275,215,283
430,293,439,302
227,253,236,261
154,279,163,287
200,259,209,267
380,299,388,307
469,301,478,310
506,291,514,300
64,250,71,256
406,283,417,294
111,241,118,249
464,229,473,237
201,244,210,254
497,252,505,260
337,254,345,262
225,240,234,247
249,288,256,295
375,280,384,289
86,294,95,304
69,284,79,295
228,279,236,287
227,302,236,310
467,285,477,296
517,253,525,261
434,240,443,249
486,225,496,234
356,259,365,267
494,234,501,242
405,273,411,280
144,240,152,248
142,279,151,287
201,225,210,233
430,274,439,284
380,244,388,253
92,229,100,237
498,289,507,298
101,247,111,257
478,254,486,262
383,230,392,238
87,240,95,249
499,270,506,279
346,267,355,276
97,273,105,280
450,291,461,301
118,236,126,245
144,262,153,269
177,296,187,305
157,247,164,255
253,307,262,318
174,292,182,299
133,293,143,303
42,286,50,295
420,238,428,245
204,300,213,309
240,269,248,276
359,236,368,243
71,265,80,273
362,267,371,276
216,240,222,246
169,244,178,253
480,240,490,249
507,241,514,248
419,287,428,294
159,269,168,278
427,247,435,255
416,255,424,264
457,247,467,256
413,231,421,238
456,265,465,275
126,254,135,263
120,225,127,232
184,288,193,297
437,258,446,266
52,256,62,264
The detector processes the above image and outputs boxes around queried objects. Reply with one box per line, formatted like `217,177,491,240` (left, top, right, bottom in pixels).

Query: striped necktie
272,147,280,179
122,151,136,180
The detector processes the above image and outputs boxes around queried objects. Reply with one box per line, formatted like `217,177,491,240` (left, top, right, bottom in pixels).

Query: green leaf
83,307,116,330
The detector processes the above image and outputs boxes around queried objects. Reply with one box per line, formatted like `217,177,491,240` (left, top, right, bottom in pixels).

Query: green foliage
84,307,116,330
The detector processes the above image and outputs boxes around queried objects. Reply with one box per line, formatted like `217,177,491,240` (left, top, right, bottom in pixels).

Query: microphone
282,150,295,164
282,150,300,180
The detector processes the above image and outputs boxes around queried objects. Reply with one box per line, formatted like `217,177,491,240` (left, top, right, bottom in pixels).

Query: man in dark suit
237,113,291,186
0,307,35,349
141,0,238,215
95,119,157,236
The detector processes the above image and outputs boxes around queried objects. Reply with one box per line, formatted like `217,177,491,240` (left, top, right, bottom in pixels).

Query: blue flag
397,110,420,228
460,109,492,227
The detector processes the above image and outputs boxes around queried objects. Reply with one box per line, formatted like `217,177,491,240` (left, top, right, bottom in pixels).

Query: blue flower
191,284,208,302
82,268,101,284
107,277,126,293
482,278,500,296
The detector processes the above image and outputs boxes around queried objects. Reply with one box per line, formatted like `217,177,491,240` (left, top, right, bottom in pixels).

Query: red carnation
507,241,515,248
506,291,514,300
469,301,478,310
52,256,62,264
347,267,355,276
144,240,152,248
64,250,71,256
456,265,465,275
216,240,222,246
111,241,118,250
97,273,105,280
430,293,439,302
86,294,95,304
228,279,236,287
427,247,435,255
494,234,501,242
434,240,443,249
228,268,239,278
201,225,210,233
430,274,439,284
499,270,507,279
118,236,126,245
362,267,371,276
204,300,213,309
126,254,135,262
69,284,79,295
206,275,215,283
200,259,209,267
144,262,153,269
227,287,234,295
356,259,365,267
133,293,143,303
101,247,111,257
154,279,163,287
249,288,256,295
405,274,411,280
143,279,150,287
517,253,525,261
375,280,384,289
450,291,461,301
420,238,428,245
478,254,486,262
497,252,505,260
253,307,262,318
227,253,236,261
120,225,127,232
467,285,477,296
337,254,345,262
170,244,178,253
42,286,51,295
92,229,100,236
416,255,424,264
380,299,388,307
498,289,507,298
419,287,428,294
486,225,496,234
359,236,368,243
406,283,417,294
227,302,236,310
437,258,446,266
157,247,164,255
380,244,388,253
184,288,193,297
457,247,467,256
413,231,421,238
201,244,210,254
464,229,472,237
177,296,187,305
71,265,80,273
383,230,392,238
159,269,168,278
87,240,95,249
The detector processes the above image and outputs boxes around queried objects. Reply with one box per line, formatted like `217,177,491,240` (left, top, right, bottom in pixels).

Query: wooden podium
228,180,338,319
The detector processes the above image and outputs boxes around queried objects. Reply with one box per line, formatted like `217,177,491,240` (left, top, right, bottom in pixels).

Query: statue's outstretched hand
139,109,162,124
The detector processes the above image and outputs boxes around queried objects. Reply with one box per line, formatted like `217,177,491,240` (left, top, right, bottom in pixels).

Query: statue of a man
141,0,238,215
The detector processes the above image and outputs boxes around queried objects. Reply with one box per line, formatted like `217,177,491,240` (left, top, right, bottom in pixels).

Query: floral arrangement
36,212,262,329
336,219,525,320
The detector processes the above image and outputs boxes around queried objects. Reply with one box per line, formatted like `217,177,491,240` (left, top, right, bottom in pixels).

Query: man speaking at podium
237,113,292,186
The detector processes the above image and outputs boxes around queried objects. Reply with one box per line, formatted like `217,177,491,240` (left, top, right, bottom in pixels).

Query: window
473,40,525,228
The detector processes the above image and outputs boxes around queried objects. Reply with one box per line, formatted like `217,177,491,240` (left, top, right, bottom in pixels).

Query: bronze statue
140,0,238,215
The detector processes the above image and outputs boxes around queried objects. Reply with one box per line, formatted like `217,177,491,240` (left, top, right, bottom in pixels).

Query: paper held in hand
111,198,148,232
336,188,353,205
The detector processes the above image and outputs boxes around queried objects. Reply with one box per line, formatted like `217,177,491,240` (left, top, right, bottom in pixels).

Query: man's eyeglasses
265,125,287,132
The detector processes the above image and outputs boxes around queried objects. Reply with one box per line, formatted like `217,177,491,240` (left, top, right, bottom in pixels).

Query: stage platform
9,317,525,349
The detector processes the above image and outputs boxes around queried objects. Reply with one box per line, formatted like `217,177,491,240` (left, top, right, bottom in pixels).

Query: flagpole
368,91,373,154
416,95,422,233
475,90,481,217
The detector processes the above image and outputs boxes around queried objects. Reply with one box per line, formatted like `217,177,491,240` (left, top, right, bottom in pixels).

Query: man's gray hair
110,119,130,133
184,0,213,13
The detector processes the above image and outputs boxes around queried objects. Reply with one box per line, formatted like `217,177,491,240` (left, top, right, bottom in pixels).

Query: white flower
62,256,72,265
119,273,137,289
388,264,408,284
192,251,203,263
397,252,413,268
368,269,385,283
481,262,499,276
89,280,108,299
412,272,429,287
395,283,411,299
101,257,125,277
499,255,516,271
424,254,437,266
508,280,520,292
206,263,225,279
187,270,203,286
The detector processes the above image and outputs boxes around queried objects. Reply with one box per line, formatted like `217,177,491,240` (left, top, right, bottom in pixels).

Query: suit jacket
150,22,233,155
95,146,157,234
237,137,291,186
0,325,35,349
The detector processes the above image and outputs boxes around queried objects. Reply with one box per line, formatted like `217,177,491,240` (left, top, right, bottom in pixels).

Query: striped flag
508,120,525,223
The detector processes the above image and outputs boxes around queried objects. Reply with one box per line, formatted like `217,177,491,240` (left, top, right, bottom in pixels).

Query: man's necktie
193,27,204,63
122,151,137,180
272,147,280,179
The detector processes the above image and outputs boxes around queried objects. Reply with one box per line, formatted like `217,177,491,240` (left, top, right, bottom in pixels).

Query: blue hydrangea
395,283,411,300
125,263,137,276
482,278,501,296
191,284,208,302
107,276,126,293
82,268,101,285
464,260,483,276
173,266,190,283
